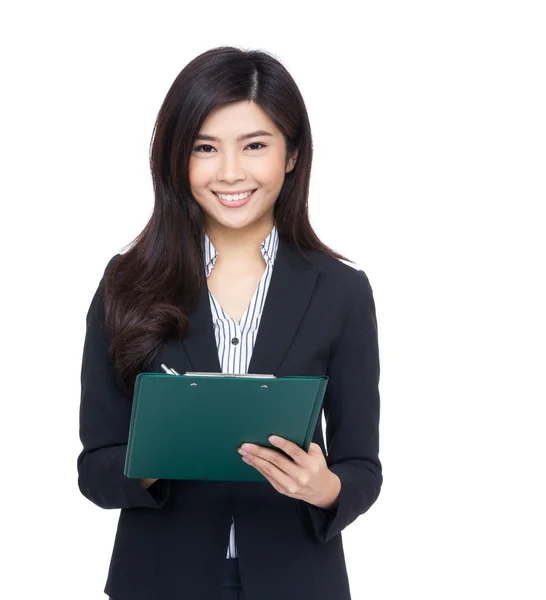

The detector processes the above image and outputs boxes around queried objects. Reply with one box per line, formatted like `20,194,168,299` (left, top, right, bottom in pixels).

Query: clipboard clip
161,364,275,386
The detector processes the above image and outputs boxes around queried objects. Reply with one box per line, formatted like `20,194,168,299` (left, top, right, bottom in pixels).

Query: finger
241,455,281,492
242,445,302,481
307,443,326,457
242,453,303,497
268,436,313,467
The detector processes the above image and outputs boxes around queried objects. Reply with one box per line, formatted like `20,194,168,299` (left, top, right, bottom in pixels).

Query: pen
160,363,179,375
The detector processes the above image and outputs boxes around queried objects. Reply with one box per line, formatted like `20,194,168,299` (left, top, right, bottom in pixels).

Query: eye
191,142,267,153
246,142,266,150
192,144,216,153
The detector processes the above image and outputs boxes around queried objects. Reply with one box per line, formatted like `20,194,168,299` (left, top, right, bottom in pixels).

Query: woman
78,46,382,600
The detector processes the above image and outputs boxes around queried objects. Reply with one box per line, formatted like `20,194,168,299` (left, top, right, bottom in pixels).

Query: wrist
315,472,341,510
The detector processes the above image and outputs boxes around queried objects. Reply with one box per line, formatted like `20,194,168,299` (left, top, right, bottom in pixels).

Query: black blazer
77,236,382,600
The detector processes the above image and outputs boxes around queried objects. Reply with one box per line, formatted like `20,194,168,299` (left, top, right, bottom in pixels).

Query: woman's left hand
238,436,341,510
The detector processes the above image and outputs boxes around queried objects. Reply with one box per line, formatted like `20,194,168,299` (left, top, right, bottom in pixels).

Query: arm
297,269,382,543
77,255,171,509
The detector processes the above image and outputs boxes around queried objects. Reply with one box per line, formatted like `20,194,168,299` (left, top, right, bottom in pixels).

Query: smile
214,190,256,201
213,189,257,208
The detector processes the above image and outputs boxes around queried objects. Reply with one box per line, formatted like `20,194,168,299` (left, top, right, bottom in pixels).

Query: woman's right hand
140,478,159,489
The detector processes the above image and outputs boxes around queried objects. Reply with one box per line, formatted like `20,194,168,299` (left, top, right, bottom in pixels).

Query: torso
206,258,267,323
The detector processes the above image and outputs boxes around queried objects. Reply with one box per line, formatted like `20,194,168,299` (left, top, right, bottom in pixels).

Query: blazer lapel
179,277,223,374
181,236,320,375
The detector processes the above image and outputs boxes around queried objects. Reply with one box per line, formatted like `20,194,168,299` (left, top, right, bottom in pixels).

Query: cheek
255,156,289,188
188,160,210,190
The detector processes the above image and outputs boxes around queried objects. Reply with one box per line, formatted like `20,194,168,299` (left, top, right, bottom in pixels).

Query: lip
213,189,257,208
213,189,256,195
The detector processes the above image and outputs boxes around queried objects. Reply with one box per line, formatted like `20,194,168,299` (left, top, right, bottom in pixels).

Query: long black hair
104,46,352,393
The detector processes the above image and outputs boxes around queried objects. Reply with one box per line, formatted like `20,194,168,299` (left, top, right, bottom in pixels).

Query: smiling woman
77,45,382,600
189,102,297,227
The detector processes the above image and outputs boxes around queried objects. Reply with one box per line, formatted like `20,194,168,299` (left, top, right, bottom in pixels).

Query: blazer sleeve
77,255,171,510
297,269,382,543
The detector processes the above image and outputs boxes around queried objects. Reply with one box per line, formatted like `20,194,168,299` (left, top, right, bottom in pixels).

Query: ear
285,149,298,174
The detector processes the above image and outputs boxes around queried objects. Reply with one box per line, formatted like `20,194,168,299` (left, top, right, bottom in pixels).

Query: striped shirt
202,223,280,558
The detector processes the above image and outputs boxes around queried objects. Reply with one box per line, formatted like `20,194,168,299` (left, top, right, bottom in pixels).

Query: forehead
198,101,281,138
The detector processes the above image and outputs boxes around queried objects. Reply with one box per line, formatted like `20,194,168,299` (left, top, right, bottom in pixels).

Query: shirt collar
203,223,279,277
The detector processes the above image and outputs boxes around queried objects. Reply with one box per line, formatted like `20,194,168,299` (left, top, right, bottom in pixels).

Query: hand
238,436,341,510
140,478,158,489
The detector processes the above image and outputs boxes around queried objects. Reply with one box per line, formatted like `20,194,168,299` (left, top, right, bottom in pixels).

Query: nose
216,150,246,184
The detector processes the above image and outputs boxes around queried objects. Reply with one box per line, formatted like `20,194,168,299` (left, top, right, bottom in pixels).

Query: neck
205,217,275,264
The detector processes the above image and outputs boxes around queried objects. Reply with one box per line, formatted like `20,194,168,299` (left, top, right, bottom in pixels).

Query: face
188,101,297,233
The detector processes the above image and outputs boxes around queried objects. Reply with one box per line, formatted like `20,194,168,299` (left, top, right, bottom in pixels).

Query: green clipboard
124,372,328,482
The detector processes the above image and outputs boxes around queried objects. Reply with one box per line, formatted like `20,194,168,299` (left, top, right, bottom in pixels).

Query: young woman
78,46,382,600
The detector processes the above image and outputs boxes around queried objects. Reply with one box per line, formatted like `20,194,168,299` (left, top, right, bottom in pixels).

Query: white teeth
215,190,254,202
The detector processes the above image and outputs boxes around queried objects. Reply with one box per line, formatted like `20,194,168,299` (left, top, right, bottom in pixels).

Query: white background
1,1,545,599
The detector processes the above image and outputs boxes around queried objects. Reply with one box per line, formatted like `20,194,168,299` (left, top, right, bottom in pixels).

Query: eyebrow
194,130,274,142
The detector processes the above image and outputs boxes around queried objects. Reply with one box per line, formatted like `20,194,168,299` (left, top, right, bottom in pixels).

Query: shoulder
95,253,124,292
304,248,373,299
86,253,122,315
104,253,122,276
94,253,123,293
